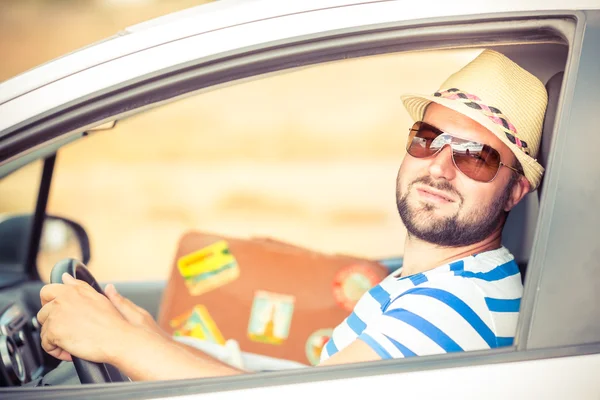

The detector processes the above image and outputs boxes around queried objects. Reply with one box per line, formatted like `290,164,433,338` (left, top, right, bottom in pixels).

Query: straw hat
401,49,548,190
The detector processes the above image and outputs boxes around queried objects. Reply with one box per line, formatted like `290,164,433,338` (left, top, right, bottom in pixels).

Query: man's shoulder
454,247,522,287
385,271,522,328
378,246,522,309
471,246,518,270
401,273,487,300
389,267,521,308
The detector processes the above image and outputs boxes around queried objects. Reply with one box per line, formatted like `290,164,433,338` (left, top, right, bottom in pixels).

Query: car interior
0,41,568,388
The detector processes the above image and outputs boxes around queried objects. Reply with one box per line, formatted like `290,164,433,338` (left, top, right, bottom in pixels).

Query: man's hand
104,284,169,339
37,274,241,381
37,273,136,364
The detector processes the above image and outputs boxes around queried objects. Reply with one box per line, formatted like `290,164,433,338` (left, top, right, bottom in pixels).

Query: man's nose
428,145,457,181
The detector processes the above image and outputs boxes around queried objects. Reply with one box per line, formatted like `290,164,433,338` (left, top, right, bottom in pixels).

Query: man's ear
504,175,531,212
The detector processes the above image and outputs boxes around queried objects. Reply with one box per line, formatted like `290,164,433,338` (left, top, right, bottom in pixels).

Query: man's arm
107,326,241,381
37,274,244,380
318,339,380,366
104,284,245,372
38,273,494,380
38,275,379,379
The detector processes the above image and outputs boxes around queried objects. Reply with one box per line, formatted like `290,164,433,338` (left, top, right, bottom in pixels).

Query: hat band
434,88,530,156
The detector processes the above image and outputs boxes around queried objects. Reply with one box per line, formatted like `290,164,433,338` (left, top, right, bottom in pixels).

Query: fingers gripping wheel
50,258,126,384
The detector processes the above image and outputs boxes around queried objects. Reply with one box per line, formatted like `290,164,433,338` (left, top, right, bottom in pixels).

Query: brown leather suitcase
158,231,389,365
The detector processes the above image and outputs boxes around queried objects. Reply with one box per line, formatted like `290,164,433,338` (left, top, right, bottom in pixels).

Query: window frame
24,155,56,282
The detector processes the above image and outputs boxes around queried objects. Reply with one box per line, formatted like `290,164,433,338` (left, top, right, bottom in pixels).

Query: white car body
1,0,600,398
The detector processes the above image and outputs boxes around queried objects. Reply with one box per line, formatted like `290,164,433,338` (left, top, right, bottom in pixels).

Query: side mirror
37,216,91,279
0,214,91,279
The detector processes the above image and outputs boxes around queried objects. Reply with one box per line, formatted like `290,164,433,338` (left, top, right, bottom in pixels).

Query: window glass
0,161,43,272
44,48,483,282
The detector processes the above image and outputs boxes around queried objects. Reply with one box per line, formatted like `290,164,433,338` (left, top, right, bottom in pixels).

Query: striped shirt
320,246,523,362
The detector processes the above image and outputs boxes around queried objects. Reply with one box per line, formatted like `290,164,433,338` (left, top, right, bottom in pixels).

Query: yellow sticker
247,290,295,345
177,240,240,296
170,305,226,345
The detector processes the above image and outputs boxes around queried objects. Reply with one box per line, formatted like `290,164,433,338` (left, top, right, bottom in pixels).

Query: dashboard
0,302,45,386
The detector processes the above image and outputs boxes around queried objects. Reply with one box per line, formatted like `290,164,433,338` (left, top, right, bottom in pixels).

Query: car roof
0,0,598,108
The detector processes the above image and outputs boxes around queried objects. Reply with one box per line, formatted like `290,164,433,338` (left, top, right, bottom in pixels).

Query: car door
1,1,599,399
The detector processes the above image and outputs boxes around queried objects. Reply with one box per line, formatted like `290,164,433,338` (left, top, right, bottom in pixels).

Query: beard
396,175,512,247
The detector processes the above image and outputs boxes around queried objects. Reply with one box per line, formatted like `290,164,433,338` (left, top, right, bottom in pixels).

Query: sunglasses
406,121,522,183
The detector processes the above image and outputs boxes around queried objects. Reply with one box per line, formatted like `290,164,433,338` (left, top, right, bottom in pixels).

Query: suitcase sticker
247,290,295,345
177,240,240,296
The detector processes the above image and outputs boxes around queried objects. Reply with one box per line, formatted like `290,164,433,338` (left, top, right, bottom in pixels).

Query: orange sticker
332,264,380,311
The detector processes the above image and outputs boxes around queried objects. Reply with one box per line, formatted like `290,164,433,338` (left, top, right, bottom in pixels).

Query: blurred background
0,0,481,281
0,0,211,81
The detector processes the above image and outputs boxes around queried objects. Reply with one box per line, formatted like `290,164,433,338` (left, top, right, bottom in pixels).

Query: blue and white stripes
320,246,523,362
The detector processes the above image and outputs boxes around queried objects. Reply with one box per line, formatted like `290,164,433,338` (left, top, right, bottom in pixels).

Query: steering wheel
50,258,128,384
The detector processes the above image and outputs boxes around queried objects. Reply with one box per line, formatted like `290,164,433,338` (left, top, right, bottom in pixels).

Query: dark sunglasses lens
406,121,502,182
407,122,440,158
453,144,501,182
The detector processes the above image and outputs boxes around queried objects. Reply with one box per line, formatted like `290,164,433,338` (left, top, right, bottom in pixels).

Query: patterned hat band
434,88,530,156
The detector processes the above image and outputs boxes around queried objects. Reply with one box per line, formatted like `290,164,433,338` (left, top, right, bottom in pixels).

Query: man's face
396,103,527,247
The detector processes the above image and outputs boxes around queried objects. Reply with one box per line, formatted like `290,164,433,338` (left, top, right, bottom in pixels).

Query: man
37,49,548,380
